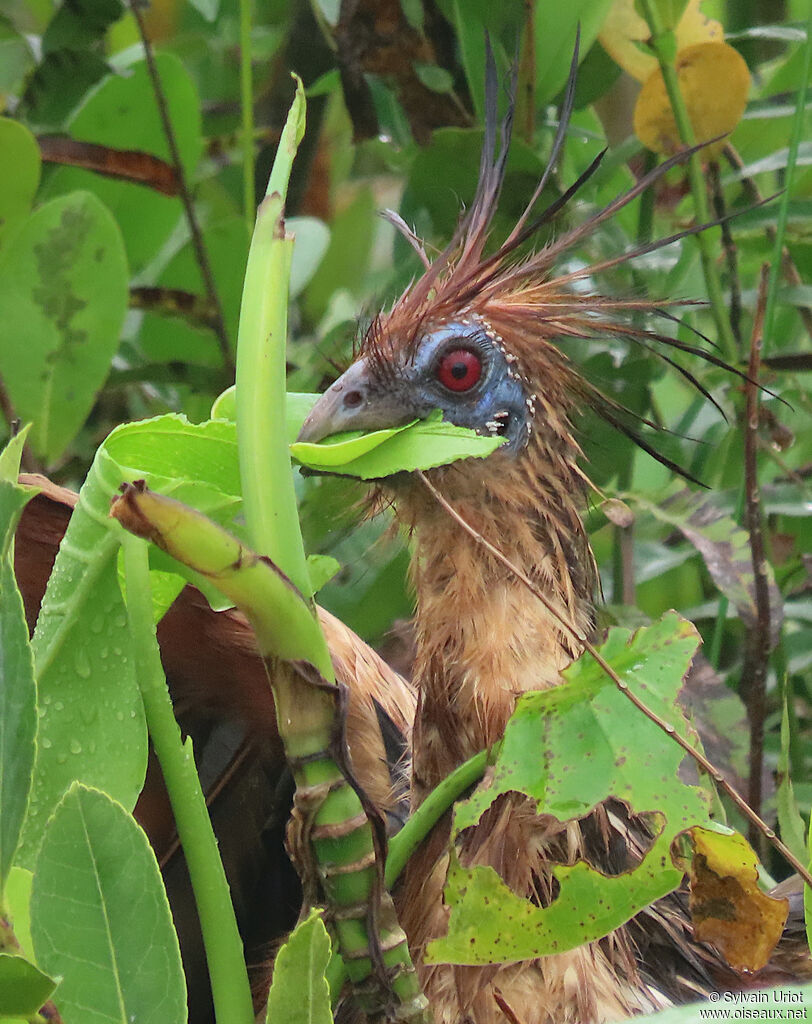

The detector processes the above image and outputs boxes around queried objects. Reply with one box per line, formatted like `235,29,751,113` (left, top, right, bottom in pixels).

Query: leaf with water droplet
30,784,186,1023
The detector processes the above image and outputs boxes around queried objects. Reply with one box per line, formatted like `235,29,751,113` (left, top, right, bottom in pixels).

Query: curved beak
297,359,414,443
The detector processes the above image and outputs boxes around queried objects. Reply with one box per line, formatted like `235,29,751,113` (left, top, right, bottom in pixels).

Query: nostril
343,390,364,409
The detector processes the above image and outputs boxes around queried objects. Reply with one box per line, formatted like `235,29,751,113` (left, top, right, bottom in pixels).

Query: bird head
298,43,731,499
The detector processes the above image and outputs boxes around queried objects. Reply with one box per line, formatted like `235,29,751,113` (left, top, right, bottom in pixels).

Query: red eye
436,349,482,392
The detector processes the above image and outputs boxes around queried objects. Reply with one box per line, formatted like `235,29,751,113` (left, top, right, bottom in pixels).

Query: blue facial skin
396,321,530,454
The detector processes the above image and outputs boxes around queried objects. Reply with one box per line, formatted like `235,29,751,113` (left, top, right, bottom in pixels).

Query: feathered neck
393,401,596,800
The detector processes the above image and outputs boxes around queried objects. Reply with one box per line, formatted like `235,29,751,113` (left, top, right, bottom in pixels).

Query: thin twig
741,265,772,851
129,0,234,375
707,161,742,347
416,470,812,887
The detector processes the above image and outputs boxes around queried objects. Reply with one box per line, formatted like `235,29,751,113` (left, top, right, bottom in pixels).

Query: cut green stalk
637,0,739,364
231,74,429,1020
110,485,428,1021
121,533,255,1024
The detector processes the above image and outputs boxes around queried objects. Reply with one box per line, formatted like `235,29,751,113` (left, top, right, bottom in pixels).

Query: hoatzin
12,48,809,1024
294,52,809,1024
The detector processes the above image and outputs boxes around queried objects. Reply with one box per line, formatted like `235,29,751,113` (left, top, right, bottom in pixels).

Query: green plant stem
637,0,739,365
231,79,428,1020
761,3,812,357
121,534,255,1024
239,0,255,233
385,748,491,888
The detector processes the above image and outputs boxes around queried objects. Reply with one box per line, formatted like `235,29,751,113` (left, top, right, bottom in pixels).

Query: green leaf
0,953,56,1018
306,554,340,595
533,0,615,104
291,421,418,468
0,190,128,463
0,119,40,250
211,388,317,440
428,613,711,964
288,217,330,299
30,784,186,1024
291,411,505,479
5,867,34,957
0,19,35,98
0,550,38,887
776,698,807,865
18,415,247,865
42,0,124,53
264,908,332,1024
41,54,201,273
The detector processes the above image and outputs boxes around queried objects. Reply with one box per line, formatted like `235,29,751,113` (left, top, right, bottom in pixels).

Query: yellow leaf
600,0,723,83
687,826,788,972
633,41,750,157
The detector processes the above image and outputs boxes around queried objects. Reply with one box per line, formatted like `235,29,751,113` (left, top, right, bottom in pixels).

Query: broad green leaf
453,613,706,833
429,614,711,964
42,0,124,53
0,953,56,1018
20,49,109,128
291,411,505,479
264,908,332,1024
0,119,40,249
291,421,418,468
0,190,128,463
0,549,38,886
18,415,243,865
30,784,186,1024
634,490,783,647
41,54,201,273
18,456,144,867
0,19,35,98
211,388,318,440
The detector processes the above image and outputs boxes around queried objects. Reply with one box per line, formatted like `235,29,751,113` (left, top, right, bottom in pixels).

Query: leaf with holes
429,613,712,964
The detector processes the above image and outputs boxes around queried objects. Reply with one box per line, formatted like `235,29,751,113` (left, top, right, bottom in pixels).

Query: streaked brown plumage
297,47,810,1024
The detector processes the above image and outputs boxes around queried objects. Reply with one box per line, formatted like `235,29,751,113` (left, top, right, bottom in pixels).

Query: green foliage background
0,0,811,1020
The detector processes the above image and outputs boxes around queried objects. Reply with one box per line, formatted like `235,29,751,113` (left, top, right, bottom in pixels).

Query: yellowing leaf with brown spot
687,827,788,972
633,41,750,156
600,0,723,82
